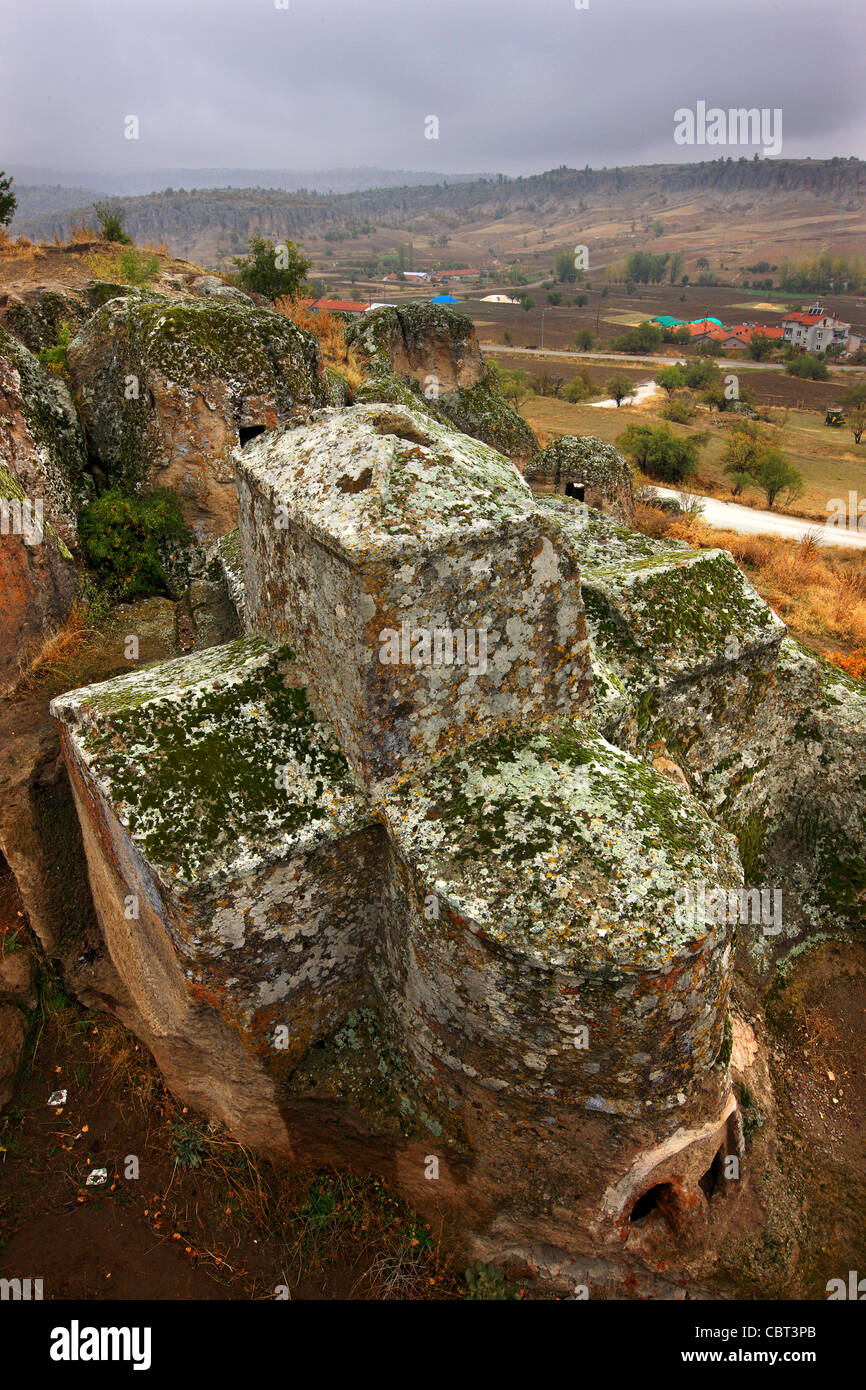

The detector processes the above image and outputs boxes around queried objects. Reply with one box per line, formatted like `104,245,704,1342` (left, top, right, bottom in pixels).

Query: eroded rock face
67,295,327,537
347,304,538,466
237,404,591,789
377,725,741,1121
0,328,85,691
346,302,486,394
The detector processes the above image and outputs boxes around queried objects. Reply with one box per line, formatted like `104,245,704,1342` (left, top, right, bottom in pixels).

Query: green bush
117,247,160,284
610,321,663,353
661,398,694,423
93,199,133,244
617,422,702,483
78,489,193,600
787,353,829,380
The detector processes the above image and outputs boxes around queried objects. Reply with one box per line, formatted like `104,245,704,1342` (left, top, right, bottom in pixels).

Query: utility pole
541,311,545,352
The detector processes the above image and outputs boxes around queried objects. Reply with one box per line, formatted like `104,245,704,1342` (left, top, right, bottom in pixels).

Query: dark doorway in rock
238,425,266,447
699,1146,727,1202
564,480,585,502
629,1181,678,1228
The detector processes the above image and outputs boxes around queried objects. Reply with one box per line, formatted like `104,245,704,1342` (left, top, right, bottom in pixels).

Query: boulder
0,281,136,354
0,326,90,536
190,274,254,306
526,436,636,523
67,295,327,537
51,636,382,1146
547,498,866,973
347,304,538,465
436,367,539,468
346,302,486,393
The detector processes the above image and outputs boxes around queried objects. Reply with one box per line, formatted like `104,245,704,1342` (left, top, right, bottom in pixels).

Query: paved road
481,344,866,374
653,486,866,549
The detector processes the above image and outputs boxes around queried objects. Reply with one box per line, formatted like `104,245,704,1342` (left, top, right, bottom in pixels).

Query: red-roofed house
310,299,370,316
782,307,851,352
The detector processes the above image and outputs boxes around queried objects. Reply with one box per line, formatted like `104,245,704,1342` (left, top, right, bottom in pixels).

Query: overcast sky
4,0,864,180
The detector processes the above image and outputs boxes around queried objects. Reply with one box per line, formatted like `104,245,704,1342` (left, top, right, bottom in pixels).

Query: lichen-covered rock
0,281,139,354
216,528,246,628
0,328,85,691
0,325,90,531
346,304,537,465
544,501,866,976
378,723,742,1120
190,274,254,306
436,367,539,468
67,295,328,536
527,436,636,523
51,637,384,1132
237,404,591,789
346,302,485,393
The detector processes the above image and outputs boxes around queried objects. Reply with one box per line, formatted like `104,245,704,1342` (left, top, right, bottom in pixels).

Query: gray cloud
3,0,863,178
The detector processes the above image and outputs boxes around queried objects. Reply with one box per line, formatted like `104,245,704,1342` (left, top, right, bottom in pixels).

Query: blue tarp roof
431,294,459,304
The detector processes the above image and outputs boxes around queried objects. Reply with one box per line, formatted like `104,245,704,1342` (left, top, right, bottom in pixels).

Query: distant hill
7,166,494,224
13,158,865,268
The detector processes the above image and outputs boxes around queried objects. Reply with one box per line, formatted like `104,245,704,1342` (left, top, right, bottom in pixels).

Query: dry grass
69,220,99,244
0,227,43,261
634,501,866,648
275,299,366,391
13,603,105,696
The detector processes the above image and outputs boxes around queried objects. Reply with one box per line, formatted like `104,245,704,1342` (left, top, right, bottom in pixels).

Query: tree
574,328,594,351
668,250,685,284
655,365,686,397
683,358,720,390
755,446,803,508
617,422,701,482
610,321,663,353
496,366,532,408
554,249,577,283
842,385,866,445
520,295,535,312
93,200,132,243
547,291,562,306
605,376,637,407
721,424,762,494
0,171,16,227
575,293,589,307
233,236,310,301
747,333,774,361
562,370,594,402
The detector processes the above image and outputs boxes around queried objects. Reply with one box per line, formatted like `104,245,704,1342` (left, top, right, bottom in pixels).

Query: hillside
14,158,866,273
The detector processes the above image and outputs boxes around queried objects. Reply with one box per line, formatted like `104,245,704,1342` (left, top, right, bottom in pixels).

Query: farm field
521,387,866,522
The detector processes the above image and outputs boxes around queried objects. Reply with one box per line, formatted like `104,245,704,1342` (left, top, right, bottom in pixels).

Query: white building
782,304,852,353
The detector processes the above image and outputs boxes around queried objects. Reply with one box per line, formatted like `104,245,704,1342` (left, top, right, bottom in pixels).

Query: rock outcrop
52,404,767,1281
0,328,86,691
67,294,327,536
347,303,538,466
346,301,486,394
